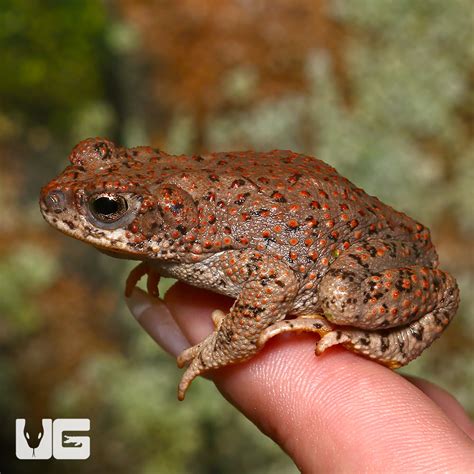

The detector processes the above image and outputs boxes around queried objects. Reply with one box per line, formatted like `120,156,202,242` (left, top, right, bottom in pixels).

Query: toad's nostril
43,190,66,213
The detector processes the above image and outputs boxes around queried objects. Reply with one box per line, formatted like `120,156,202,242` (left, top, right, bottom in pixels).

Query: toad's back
164,149,437,275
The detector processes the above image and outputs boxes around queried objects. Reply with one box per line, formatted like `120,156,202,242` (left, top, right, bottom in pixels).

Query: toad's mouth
39,200,145,258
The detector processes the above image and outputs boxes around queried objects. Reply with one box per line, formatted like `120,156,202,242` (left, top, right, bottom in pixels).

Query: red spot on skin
274,225,282,233
343,241,350,250
402,279,411,289
129,223,139,233
304,238,313,246
309,251,318,261
392,290,400,299
288,219,299,229
341,213,349,221
240,237,249,245
223,237,232,245
262,230,270,238
319,239,327,247
391,308,398,316
272,191,285,201
354,230,363,239
310,201,321,209
289,238,298,246
289,251,298,260
321,257,329,266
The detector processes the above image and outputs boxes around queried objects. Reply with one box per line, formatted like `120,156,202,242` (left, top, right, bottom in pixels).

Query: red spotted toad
40,138,460,399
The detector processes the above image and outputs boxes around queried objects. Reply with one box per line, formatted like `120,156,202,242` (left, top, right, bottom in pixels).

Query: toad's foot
176,310,225,369
211,309,226,328
177,332,222,400
257,314,334,347
125,261,161,297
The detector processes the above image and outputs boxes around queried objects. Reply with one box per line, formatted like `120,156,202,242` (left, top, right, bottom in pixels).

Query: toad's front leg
177,250,298,400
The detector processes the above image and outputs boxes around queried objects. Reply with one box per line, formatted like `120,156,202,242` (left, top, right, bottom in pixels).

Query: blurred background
0,0,472,472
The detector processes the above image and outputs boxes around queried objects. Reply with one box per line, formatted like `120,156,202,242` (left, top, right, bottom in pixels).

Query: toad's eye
89,194,128,223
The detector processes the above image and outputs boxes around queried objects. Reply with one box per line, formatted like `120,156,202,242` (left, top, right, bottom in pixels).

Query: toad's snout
40,189,68,214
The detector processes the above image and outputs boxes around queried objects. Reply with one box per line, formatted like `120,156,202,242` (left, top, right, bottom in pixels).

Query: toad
40,138,459,399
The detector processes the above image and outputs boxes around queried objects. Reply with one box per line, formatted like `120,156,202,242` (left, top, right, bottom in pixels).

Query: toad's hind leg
315,298,458,368
315,240,460,367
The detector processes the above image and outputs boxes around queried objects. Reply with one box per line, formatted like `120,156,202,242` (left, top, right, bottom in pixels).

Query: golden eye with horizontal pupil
89,194,128,223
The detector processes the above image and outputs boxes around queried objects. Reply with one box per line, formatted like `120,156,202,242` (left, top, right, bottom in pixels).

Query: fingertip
126,288,190,356
406,375,474,439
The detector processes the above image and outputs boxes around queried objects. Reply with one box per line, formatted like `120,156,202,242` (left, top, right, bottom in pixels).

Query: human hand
127,282,474,472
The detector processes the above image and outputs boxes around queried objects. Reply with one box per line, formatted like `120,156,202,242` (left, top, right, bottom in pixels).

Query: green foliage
0,244,58,334
0,0,108,134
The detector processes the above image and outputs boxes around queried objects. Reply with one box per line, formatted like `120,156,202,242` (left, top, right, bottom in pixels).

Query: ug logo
16,418,90,460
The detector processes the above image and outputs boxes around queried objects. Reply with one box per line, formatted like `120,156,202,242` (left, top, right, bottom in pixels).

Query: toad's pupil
93,196,120,215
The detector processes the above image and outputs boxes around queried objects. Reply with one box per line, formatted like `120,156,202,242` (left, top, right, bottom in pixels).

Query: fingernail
126,288,190,356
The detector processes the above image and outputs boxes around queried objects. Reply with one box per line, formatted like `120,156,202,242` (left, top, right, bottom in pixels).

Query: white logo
16,418,90,460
